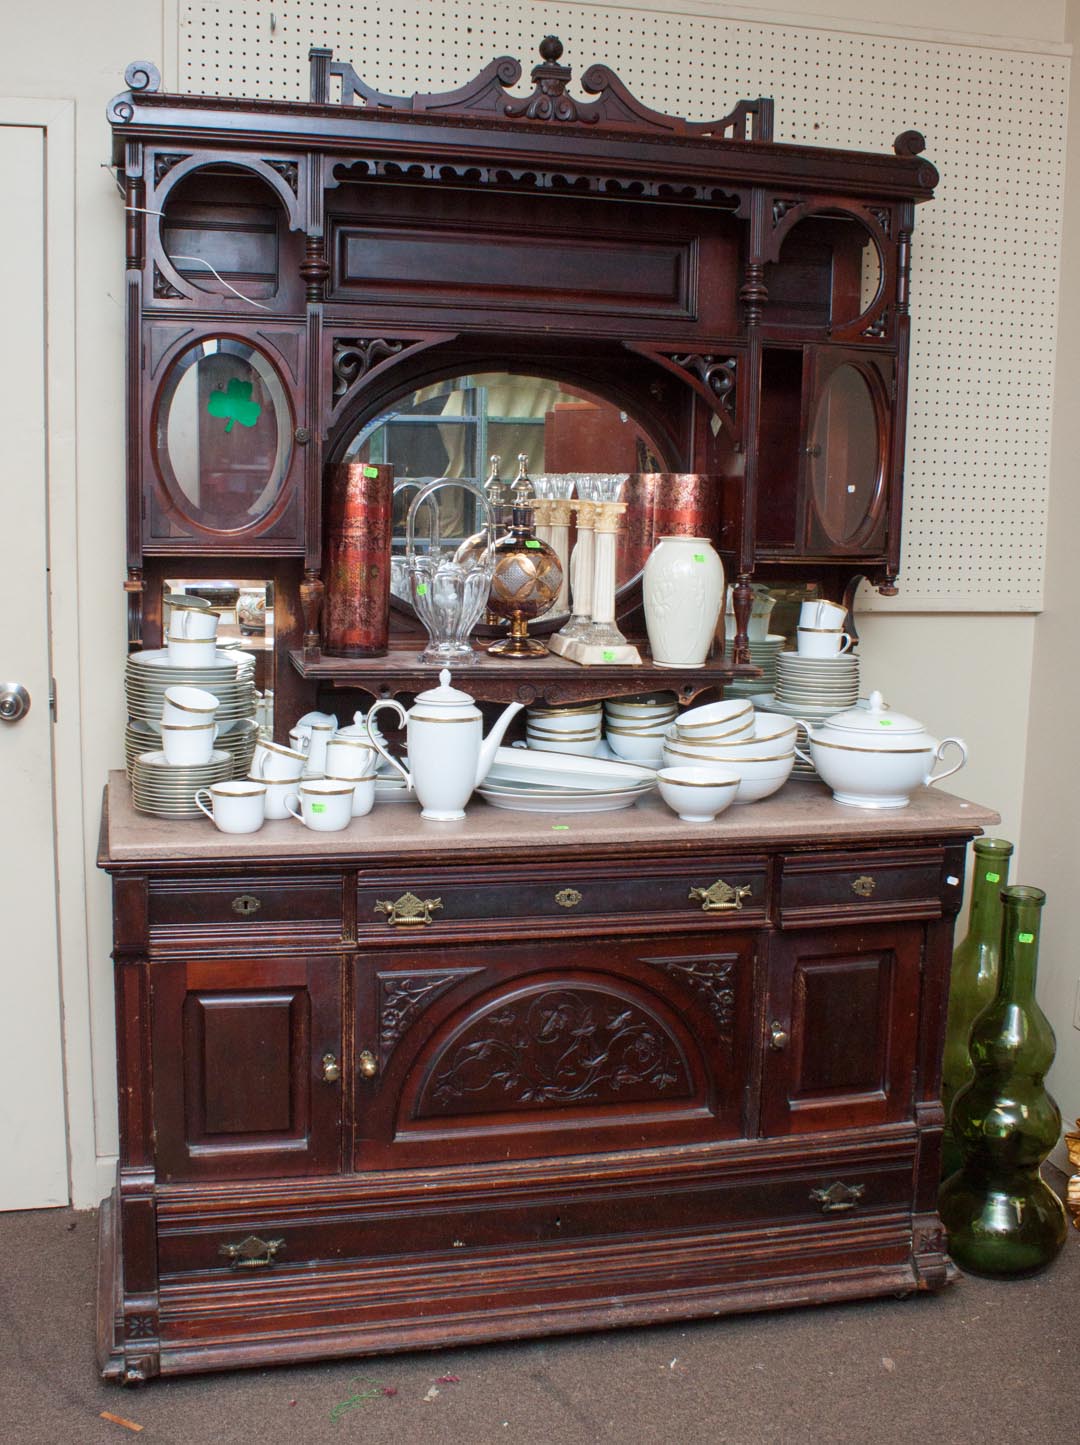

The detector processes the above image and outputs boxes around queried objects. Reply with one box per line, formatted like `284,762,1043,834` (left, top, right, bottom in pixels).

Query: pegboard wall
177,1,1069,610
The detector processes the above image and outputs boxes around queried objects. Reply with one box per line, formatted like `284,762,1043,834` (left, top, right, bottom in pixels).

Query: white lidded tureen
795,690,968,809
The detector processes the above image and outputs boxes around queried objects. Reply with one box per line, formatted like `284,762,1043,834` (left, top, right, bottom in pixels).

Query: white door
0,124,69,1208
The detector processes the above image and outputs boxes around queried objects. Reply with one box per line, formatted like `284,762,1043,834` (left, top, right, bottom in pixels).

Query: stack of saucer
131,749,232,818
774,651,860,715
526,702,603,757
125,648,258,778
724,633,785,698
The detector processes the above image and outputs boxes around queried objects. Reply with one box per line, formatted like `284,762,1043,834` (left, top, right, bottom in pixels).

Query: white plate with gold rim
486,746,655,792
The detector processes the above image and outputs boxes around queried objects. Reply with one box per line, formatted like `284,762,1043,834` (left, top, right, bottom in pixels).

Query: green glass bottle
939,885,1068,1277
940,837,1014,1179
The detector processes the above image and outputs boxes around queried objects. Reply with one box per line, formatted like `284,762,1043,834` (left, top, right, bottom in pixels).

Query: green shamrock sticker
207,378,262,433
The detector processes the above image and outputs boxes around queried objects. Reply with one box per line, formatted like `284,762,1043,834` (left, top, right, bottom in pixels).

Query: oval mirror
339,373,667,623
809,363,881,545
155,339,293,531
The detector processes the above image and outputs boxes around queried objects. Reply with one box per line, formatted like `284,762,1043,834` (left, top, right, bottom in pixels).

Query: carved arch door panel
353,932,757,1169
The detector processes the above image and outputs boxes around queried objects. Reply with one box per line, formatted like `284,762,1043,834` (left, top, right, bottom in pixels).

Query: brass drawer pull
769,1021,789,1051
851,875,876,898
358,1049,378,1078
219,1234,284,1269
375,892,443,926
810,1182,865,1213
320,1053,341,1083
689,879,752,912
555,888,582,909
231,893,261,917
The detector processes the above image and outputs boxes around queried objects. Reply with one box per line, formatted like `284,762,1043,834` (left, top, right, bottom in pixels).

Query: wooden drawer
778,848,947,927
356,857,769,936
147,874,343,941
155,1139,916,1279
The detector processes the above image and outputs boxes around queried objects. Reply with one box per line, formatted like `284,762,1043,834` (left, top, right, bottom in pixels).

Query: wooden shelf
289,646,760,705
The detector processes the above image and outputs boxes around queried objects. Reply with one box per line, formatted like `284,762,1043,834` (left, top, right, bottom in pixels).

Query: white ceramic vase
643,536,724,667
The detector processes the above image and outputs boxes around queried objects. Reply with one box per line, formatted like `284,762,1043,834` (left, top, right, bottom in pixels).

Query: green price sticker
1018,931,1034,944
602,649,615,662
551,824,570,831
525,539,542,549
879,719,894,726
363,465,380,479
693,553,706,563
311,802,326,815
986,871,1001,883
415,583,428,596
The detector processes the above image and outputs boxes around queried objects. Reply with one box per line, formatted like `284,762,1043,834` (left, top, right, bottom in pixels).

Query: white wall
0,1,1071,1204
1019,0,1080,1165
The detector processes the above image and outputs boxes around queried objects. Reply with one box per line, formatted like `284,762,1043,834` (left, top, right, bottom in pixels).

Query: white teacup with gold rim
169,606,218,641
251,739,306,782
161,720,219,766
324,736,380,780
194,779,266,834
796,626,854,658
162,685,220,727
325,771,377,817
284,778,355,832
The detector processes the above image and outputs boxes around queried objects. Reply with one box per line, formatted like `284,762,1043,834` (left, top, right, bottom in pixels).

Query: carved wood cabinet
98,784,997,1381
98,39,976,1383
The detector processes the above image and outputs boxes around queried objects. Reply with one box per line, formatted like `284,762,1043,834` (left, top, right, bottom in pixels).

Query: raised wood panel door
152,955,342,1181
761,923,922,1136
353,932,757,1168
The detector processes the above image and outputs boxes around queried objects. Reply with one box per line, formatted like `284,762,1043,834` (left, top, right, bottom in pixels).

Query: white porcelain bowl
656,765,740,823
527,730,602,758
685,712,798,759
676,699,754,736
663,743,794,802
604,725,666,764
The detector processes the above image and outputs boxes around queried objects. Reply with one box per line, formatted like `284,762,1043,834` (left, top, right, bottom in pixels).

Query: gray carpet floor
0,1182,1075,1445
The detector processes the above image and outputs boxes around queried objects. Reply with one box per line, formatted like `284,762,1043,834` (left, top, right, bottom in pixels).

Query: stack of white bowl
526,703,603,757
661,701,797,803
603,693,678,765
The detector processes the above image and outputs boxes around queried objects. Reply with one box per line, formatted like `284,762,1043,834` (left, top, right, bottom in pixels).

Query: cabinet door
803,350,892,557
152,955,342,1181
353,932,757,1169
761,923,921,1136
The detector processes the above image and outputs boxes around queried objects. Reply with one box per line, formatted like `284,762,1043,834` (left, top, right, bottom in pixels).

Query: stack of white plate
526,702,603,757
724,634,785,697
125,718,259,782
125,649,257,724
603,692,678,765
477,747,656,813
773,652,860,714
131,749,232,818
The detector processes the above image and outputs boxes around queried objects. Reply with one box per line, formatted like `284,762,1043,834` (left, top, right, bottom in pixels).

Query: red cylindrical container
322,462,394,657
618,473,720,580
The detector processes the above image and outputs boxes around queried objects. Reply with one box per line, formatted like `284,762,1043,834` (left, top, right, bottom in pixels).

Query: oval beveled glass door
155,339,292,532
808,363,882,548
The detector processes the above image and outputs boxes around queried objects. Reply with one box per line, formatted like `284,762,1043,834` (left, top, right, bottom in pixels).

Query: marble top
100,771,1000,867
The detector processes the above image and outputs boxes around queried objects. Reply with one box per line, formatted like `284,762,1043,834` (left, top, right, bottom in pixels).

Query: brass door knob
769,1021,790,1050
320,1053,341,1083
358,1049,378,1078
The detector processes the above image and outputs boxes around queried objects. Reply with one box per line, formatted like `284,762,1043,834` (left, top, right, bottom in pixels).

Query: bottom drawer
155,1140,917,1279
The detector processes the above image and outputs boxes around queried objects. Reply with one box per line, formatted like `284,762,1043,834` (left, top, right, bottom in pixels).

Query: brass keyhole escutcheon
851,875,876,898
231,894,262,917
321,1053,341,1083
358,1049,378,1078
555,888,582,909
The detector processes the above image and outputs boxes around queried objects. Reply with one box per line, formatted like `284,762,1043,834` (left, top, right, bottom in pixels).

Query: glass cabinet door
804,352,891,555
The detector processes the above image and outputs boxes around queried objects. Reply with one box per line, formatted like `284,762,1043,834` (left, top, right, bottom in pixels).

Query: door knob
769,1021,790,1050
0,683,30,723
358,1049,378,1078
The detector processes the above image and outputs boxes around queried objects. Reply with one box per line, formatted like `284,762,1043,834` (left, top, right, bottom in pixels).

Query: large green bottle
940,837,1013,1179
939,885,1067,1277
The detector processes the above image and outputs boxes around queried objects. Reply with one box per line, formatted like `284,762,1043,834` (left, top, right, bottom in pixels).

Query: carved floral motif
420,988,687,1114
647,956,736,1043
668,354,737,419
378,972,473,1061
333,338,408,398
